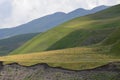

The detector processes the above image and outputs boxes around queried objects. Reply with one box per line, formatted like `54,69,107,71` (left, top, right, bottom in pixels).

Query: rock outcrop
0,62,119,80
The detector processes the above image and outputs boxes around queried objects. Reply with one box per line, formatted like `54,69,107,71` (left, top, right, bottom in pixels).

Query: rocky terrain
0,62,119,80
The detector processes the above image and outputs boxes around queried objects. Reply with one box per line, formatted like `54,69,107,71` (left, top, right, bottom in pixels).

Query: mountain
64,5,109,21
0,12,66,39
0,6,108,39
0,4,120,80
0,4,120,71
0,33,38,56
10,4,120,55
6,4,120,69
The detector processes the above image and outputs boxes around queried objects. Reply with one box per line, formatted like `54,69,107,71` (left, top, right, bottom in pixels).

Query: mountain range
7,4,120,70
0,4,120,80
0,5,108,39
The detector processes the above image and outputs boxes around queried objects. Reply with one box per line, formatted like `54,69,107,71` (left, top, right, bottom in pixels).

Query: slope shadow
46,28,113,51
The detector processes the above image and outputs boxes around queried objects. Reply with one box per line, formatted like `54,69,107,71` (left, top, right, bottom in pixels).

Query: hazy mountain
64,5,109,21
0,5,108,39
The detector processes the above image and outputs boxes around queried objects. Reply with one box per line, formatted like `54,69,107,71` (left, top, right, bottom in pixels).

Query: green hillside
0,33,38,56
11,4,120,55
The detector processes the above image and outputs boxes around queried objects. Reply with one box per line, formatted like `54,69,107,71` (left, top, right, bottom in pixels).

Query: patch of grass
0,47,120,70
101,27,120,45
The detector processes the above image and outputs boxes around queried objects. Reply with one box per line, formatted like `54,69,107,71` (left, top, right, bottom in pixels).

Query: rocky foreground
0,62,119,80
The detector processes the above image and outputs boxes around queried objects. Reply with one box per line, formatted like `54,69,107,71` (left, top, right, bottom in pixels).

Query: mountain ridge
0,5,108,39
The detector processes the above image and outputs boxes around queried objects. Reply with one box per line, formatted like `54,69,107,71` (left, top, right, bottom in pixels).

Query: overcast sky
0,0,120,28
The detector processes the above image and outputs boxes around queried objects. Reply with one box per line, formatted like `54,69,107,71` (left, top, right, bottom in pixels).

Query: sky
0,0,120,29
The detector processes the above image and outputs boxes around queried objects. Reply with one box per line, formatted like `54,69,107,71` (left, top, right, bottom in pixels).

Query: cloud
0,0,120,28
0,0,12,21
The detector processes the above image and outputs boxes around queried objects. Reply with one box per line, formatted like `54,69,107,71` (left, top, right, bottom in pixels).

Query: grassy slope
0,47,120,70
0,33,38,56
0,5,120,70
101,27,120,46
11,4,120,54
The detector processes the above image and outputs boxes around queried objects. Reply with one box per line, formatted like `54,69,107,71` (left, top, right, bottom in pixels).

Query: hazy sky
0,0,120,28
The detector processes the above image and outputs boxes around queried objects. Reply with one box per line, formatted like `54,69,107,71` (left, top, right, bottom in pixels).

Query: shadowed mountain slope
0,33,39,56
